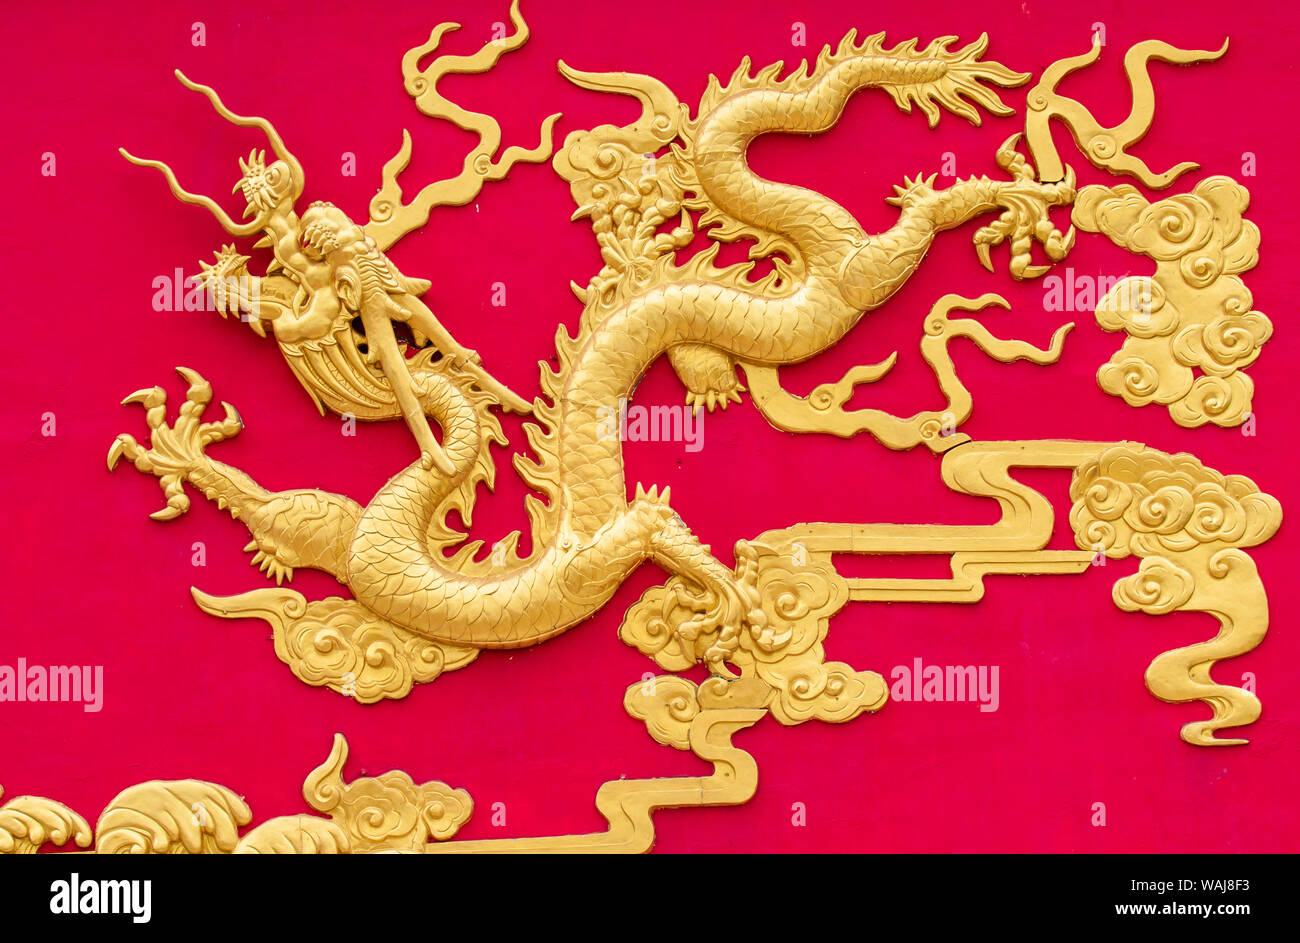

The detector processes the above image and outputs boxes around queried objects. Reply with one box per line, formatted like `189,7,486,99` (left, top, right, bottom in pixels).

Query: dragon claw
149,501,189,523
249,548,293,585
668,538,778,679
683,369,745,415
995,133,1029,176
120,386,166,408
1055,224,1077,257
969,140,1076,278
109,367,242,521
686,387,740,415
177,365,212,399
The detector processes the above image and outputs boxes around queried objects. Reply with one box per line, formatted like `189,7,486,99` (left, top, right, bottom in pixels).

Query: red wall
1,0,1295,852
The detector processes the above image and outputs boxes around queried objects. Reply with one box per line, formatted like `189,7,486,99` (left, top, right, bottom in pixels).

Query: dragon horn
555,61,683,149
173,70,304,201
119,147,267,237
119,71,305,237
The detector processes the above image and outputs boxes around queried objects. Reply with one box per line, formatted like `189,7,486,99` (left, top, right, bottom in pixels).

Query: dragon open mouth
277,314,444,420
350,316,440,364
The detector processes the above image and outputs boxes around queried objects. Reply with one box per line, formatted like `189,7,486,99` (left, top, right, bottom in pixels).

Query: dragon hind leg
108,366,361,583
557,486,776,676
642,499,781,677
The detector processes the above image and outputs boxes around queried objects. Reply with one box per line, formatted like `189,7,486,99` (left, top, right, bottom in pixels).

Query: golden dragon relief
7,3,1274,852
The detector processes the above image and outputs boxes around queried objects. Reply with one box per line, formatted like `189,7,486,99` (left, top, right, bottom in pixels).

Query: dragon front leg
108,367,360,583
195,244,300,338
971,136,1077,279
563,485,772,677
888,134,1077,281
667,344,746,415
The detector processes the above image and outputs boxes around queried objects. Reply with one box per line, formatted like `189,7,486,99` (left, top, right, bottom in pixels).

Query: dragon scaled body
111,26,1076,680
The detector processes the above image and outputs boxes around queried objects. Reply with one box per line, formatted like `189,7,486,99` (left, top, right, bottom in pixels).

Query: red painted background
1,0,1296,852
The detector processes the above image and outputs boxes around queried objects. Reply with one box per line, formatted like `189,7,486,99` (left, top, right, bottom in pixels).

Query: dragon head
232,148,296,218
124,68,527,471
